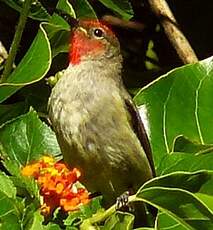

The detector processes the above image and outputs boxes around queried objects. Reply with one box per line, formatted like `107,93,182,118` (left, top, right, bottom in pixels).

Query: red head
70,20,120,65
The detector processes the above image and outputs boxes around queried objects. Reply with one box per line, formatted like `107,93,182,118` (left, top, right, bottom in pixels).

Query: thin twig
102,15,145,31
1,0,33,83
148,0,198,64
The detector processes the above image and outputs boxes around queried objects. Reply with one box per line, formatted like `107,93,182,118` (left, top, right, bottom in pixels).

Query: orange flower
21,156,90,215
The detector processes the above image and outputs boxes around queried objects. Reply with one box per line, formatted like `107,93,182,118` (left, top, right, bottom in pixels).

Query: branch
102,15,145,31
1,0,33,83
148,0,198,64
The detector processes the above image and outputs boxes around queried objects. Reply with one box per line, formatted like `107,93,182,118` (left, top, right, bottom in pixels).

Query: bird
48,17,155,224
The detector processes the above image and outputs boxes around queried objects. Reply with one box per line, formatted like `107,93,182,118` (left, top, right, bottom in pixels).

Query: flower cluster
22,156,90,215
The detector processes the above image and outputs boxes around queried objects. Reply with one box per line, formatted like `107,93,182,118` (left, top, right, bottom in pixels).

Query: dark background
0,0,212,106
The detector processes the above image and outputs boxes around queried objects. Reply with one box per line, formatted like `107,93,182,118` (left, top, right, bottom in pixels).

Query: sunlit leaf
173,135,213,154
135,171,213,230
0,24,51,103
157,152,213,175
157,212,187,230
134,57,213,168
0,172,16,198
0,191,22,229
103,212,134,230
0,109,61,166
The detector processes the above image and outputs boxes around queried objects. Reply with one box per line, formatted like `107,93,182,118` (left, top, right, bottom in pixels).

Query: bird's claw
116,191,130,210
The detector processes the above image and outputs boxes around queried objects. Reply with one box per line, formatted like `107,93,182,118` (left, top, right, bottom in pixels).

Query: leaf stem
80,194,137,229
1,0,33,83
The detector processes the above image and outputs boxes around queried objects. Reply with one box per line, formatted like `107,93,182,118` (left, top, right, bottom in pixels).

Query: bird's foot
116,191,134,212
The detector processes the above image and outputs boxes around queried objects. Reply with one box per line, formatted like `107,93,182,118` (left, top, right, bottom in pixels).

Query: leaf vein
195,75,207,144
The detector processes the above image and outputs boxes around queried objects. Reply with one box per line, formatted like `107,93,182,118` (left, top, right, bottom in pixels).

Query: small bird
48,18,155,214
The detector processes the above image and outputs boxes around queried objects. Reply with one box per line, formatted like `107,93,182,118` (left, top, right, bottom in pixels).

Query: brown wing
124,96,156,177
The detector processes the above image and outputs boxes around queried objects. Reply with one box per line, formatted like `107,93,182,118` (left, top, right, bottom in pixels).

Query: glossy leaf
10,172,40,202
134,57,213,168
134,228,155,230
0,172,16,199
0,24,51,103
44,224,61,230
98,0,133,20
2,0,51,21
141,171,212,194
140,187,213,230
72,0,97,19
157,212,187,230
43,23,70,58
28,210,44,230
56,0,76,18
135,171,213,230
196,193,213,211
50,0,76,28
0,212,21,230
103,211,134,230
157,152,213,175
0,191,22,229
64,196,103,227
137,188,213,230
44,0,75,58
0,109,61,166
173,135,213,154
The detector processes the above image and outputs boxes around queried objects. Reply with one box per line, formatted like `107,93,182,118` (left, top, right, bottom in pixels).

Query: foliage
0,0,212,229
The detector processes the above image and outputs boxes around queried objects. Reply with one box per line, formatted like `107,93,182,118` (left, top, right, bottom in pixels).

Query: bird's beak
55,9,79,28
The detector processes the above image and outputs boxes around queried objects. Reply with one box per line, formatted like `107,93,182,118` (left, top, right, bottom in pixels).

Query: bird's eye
93,28,104,39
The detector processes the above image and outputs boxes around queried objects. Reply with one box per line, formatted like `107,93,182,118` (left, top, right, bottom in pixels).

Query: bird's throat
70,30,105,65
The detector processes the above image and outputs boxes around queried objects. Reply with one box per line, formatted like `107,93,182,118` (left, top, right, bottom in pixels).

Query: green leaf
1,158,40,202
173,135,213,154
56,0,76,18
0,213,21,230
103,211,134,230
0,191,22,229
135,171,213,230
0,108,61,166
136,187,213,230
0,23,51,103
50,0,76,28
0,102,28,126
43,0,77,58
72,0,97,19
134,57,213,168
196,193,213,211
98,0,133,20
157,212,187,230
134,228,155,230
44,223,61,230
64,211,84,227
141,171,212,194
79,196,103,220
43,23,70,58
65,197,103,227
28,210,44,230
0,172,16,199
157,152,213,175
2,0,51,21
11,173,40,202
